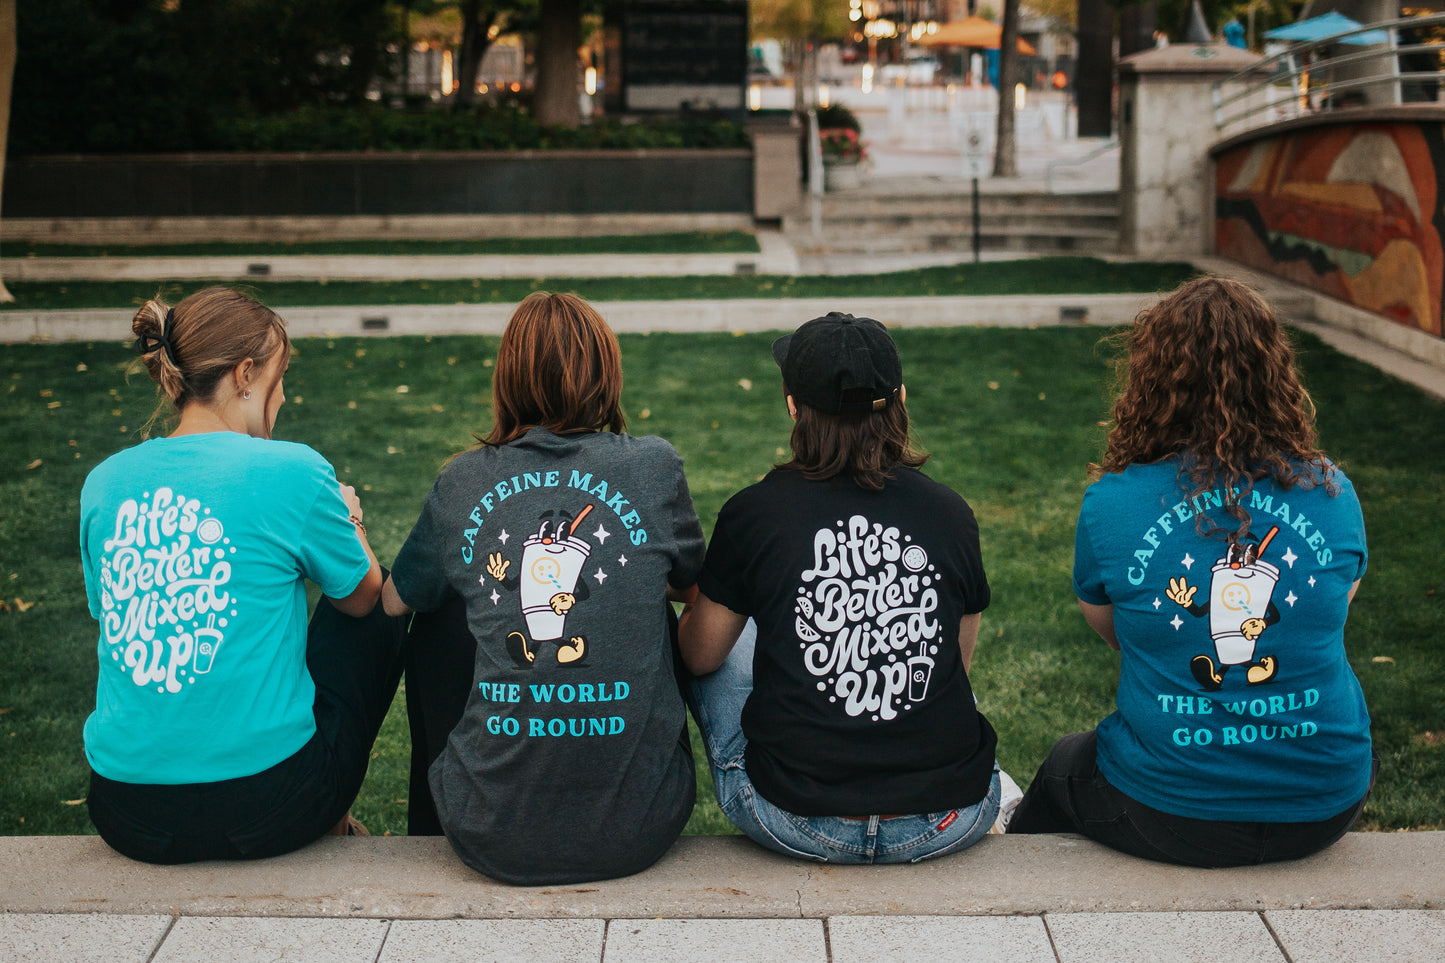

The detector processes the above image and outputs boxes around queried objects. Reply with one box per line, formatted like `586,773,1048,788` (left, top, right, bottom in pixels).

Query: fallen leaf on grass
61,798,86,806
46,402,61,409
1372,656,1396,664
39,389,53,397
13,599,35,612
395,385,409,394
988,381,999,390
25,459,41,470
76,363,87,372
738,378,753,390
639,409,651,419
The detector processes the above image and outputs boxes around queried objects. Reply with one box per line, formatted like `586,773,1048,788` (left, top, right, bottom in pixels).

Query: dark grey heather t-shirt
391,428,705,884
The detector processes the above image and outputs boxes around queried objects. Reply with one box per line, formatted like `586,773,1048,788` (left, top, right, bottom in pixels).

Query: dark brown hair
777,393,927,491
479,292,626,447
1099,276,1334,541
131,286,289,435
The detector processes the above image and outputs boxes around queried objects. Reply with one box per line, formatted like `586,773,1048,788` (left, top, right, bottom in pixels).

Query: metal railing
1212,13,1445,136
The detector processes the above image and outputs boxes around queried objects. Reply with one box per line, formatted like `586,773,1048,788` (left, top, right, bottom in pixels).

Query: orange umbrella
919,15,1037,54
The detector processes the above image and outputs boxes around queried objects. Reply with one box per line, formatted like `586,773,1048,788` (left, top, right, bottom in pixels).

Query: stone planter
823,158,863,191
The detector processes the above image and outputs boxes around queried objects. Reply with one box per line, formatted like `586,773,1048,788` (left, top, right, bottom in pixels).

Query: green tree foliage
750,0,851,42
13,0,400,153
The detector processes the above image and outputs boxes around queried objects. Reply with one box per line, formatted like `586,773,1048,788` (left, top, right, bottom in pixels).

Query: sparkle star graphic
489,589,500,605
497,529,510,544
1281,547,1298,568
1181,553,1195,571
1152,597,1162,610
1308,576,1317,588
593,524,611,544
593,568,608,585
617,553,629,567
1170,614,1184,630
1285,591,1299,607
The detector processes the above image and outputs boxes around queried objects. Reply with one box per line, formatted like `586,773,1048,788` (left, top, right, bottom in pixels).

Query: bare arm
381,574,413,618
326,482,381,616
677,592,749,675
1348,579,1361,603
329,536,381,617
958,612,982,672
1078,599,1119,650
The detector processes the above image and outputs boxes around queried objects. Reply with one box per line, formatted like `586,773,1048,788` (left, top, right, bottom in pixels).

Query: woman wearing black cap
678,312,1001,863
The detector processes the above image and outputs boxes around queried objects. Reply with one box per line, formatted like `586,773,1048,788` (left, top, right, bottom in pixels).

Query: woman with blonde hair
1008,276,1376,866
384,292,704,885
81,286,406,863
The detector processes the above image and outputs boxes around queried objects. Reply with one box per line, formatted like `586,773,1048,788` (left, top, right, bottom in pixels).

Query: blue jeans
686,620,1000,863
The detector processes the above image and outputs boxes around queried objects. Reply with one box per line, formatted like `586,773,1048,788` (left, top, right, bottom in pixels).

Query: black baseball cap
771,312,902,415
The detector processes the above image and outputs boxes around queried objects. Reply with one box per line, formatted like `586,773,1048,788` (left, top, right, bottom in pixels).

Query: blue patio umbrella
1264,12,1390,46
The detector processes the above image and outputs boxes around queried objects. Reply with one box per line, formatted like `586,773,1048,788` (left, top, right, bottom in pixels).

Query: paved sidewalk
2,834,1443,962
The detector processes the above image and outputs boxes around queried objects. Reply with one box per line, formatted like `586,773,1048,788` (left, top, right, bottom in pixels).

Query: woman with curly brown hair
1008,276,1377,867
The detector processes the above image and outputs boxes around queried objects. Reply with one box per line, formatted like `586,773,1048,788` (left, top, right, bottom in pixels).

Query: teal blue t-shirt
80,432,371,784
1074,459,1371,822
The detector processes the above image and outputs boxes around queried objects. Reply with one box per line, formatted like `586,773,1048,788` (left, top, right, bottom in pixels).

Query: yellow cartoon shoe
1246,655,1278,685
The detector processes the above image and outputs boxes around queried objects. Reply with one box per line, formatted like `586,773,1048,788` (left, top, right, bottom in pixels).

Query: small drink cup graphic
519,507,593,641
907,653,935,702
1207,527,1281,665
191,614,225,674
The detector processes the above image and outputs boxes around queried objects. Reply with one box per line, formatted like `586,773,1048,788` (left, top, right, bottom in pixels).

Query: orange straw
568,503,595,537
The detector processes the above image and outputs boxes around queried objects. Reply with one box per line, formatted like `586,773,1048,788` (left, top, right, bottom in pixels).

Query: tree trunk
992,0,1020,177
1119,1,1157,59
1075,0,1114,138
534,0,581,127
453,0,496,107
0,0,14,302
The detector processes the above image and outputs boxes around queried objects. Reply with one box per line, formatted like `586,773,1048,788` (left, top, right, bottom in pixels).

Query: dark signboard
621,0,748,112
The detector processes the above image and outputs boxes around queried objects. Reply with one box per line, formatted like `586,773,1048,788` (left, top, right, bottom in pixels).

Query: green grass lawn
0,232,762,260
0,257,1199,311
2,325,1441,838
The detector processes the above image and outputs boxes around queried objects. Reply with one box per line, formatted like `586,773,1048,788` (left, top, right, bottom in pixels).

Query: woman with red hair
384,292,704,885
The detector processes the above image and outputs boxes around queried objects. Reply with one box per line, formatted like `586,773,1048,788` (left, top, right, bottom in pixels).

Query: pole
972,176,981,263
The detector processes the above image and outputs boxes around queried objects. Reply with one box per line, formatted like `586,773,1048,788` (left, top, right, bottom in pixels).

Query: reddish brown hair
1099,276,1334,541
778,394,927,491
478,292,626,447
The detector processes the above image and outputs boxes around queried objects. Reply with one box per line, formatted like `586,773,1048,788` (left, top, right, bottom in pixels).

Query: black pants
87,594,408,864
403,593,475,836
1008,730,1378,868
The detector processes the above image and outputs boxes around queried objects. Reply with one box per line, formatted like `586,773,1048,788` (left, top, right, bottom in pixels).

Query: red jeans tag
936,810,959,831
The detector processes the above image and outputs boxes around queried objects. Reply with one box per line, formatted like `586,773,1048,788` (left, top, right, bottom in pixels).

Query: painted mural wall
1215,119,1445,338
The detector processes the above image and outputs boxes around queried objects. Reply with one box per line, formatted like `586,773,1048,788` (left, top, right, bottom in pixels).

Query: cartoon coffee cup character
487,504,596,667
1167,527,1282,691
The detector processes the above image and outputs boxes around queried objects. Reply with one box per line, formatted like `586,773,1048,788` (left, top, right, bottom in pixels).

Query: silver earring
243,389,251,400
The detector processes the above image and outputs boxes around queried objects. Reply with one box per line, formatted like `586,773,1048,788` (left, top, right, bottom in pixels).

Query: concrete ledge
0,294,1158,345
2,833,1441,920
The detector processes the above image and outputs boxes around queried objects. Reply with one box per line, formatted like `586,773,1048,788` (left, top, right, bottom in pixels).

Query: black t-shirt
700,467,997,817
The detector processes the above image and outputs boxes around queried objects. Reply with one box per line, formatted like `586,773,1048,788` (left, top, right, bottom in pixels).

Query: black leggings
87,595,407,864
1008,729,1379,868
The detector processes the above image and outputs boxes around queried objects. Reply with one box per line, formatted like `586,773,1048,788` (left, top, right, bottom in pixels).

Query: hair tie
134,307,179,365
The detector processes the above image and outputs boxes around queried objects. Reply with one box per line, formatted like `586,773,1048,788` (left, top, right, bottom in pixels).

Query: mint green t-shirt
80,432,371,785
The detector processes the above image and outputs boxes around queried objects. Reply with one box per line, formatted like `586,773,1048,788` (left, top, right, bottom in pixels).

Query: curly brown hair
1099,276,1335,542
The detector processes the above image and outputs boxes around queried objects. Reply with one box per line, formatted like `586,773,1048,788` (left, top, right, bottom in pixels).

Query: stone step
786,209,1121,231
787,229,1119,256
